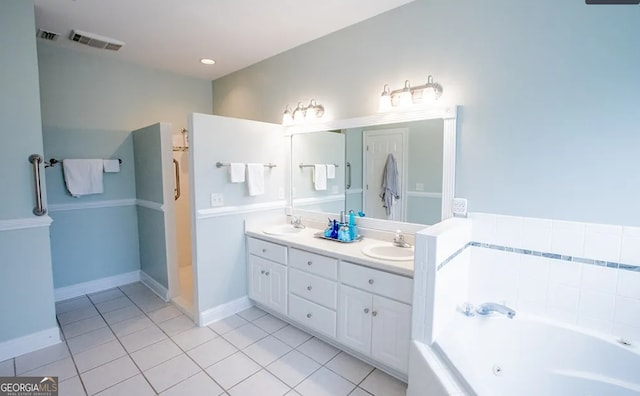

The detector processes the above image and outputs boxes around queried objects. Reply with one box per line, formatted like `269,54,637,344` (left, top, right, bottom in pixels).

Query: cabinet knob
261,270,265,274
265,271,270,276
364,308,370,314
306,313,312,318
262,248,267,253
307,261,312,266
368,279,374,285
307,285,312,291
372,311,378,317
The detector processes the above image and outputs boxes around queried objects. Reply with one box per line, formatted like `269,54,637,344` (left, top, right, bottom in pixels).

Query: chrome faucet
476,302,516,319
392,230,412,248
290,215,305,229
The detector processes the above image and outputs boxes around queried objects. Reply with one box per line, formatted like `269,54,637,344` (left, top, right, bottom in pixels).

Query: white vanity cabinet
338,262,412,373
247,238,288,315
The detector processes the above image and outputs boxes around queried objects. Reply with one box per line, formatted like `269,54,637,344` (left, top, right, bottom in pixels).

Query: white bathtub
433,313,640,396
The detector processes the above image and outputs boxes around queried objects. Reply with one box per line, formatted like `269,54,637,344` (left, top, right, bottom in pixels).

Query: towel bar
299,163,340,168
216,162,276,168
45,158,122,168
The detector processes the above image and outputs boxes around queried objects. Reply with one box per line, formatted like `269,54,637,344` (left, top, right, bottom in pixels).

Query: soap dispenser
348,210,358,240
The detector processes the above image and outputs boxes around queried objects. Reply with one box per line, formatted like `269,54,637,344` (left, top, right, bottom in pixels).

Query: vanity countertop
245,226,414,278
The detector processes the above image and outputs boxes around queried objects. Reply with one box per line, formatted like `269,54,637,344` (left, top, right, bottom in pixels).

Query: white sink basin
361,244,414,261
262,225,303,236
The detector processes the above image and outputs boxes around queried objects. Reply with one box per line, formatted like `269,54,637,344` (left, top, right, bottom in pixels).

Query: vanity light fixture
378,74,443,111
282,99,325,125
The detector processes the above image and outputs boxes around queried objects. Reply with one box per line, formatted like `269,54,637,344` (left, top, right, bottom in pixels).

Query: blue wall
37,41,213,289
0,0,57,346
211,0,640,226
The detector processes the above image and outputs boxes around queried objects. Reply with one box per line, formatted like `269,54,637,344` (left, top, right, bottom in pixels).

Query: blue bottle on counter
348,210,358,240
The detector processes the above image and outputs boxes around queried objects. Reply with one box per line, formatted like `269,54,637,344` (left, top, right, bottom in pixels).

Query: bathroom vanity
245,225,413,378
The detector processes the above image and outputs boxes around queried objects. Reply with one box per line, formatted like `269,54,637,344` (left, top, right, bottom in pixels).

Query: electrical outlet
210,193,224,207
415,183,424,191
278,187,284,199
452,198,468,217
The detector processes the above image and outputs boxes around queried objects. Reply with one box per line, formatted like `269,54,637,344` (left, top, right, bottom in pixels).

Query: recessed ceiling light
200,58,215,65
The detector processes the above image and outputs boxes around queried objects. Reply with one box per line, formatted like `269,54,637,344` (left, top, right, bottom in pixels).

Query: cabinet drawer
289,294,336,338
290,248,337,280
247,237,287,264
289,269,337,310
340,262,413,304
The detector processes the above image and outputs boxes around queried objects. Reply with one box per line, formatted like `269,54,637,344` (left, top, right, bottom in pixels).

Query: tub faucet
290,215,305,229
393,230,412,248
476,302,516,319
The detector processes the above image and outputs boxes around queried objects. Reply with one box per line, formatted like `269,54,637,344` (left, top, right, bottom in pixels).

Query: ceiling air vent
69,29,125,51
37,29,59,41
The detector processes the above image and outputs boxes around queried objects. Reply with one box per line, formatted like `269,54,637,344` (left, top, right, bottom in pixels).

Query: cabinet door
371,295,411,373
337,285,372,356
248,255,268,304
266,262,287,315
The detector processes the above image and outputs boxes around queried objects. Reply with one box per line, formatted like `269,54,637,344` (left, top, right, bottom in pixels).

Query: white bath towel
103,159,120,173
326,164,336,179
63,159,104,197
229,163,246,183
246,163,265,196
313,164,327,191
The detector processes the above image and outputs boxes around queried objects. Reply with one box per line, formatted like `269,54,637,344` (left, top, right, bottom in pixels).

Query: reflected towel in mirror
313,164,327,190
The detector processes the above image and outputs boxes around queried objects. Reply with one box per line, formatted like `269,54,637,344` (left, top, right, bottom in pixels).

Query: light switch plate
452,198,468,217
211,193,224,207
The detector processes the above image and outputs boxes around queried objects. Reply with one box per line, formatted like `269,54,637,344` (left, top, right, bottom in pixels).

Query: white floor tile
228,369,290,396
160,371,224,396
297,338,340,365
223,323,268,349
130,339,183,371
119,282,149,296
349,388,373,396
59,375,87,396
157,314,195,336
67,327,116,355
0,359,14,376
172,326,218,351
253,314,288,333
359,369,407,396
56,296,93,314
205,351,261,389
243,336,292,366
273,325,313,348
95,374,155,396
88,288,125,304
286,391,302,396
325,352,374,384
267,350,320,388
237,306,268,322
57,306,100,326
135,296,171,313
23,357,78,382
62,315,107,339
15,342,70,374
119,325,167,353
95,296,133,314
103,305,144,325
81,356,139,395
208,315,248,335
143,354,201,393
148,306,183,324
110,315,155,338
295,367,355,396
73,340,126,373
187,337,237,369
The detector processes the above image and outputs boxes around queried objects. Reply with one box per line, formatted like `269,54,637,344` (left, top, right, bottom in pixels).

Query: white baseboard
54,271,140,302
199,296,252,326
140,271,169,302
0,327,61,362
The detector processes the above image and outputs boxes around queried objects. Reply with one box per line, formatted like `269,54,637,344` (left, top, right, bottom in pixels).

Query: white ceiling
34,0,414,80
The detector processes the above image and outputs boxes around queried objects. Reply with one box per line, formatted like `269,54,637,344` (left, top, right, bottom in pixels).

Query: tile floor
0,282,407,396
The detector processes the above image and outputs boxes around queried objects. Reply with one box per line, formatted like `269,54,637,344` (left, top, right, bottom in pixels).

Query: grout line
55,316,90,396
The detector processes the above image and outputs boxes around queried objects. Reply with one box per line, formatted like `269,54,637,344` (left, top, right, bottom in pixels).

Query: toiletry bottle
324,219,333,238
330,220,339,239
339,224,351,242
348,210,358,240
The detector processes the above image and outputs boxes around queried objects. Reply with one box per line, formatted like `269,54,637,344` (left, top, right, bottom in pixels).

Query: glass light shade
378,84,392,112
282,111,293,125
398,80,412,107
293,103,305,123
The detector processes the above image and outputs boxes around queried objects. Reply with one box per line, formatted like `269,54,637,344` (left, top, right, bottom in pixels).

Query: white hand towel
62,159,104,197
229,163,246,183
313,164,327,191
326,164,336,179
246,163,265,196
103,159,120,173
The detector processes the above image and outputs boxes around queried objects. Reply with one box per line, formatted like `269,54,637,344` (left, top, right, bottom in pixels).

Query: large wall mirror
288,107,457,227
